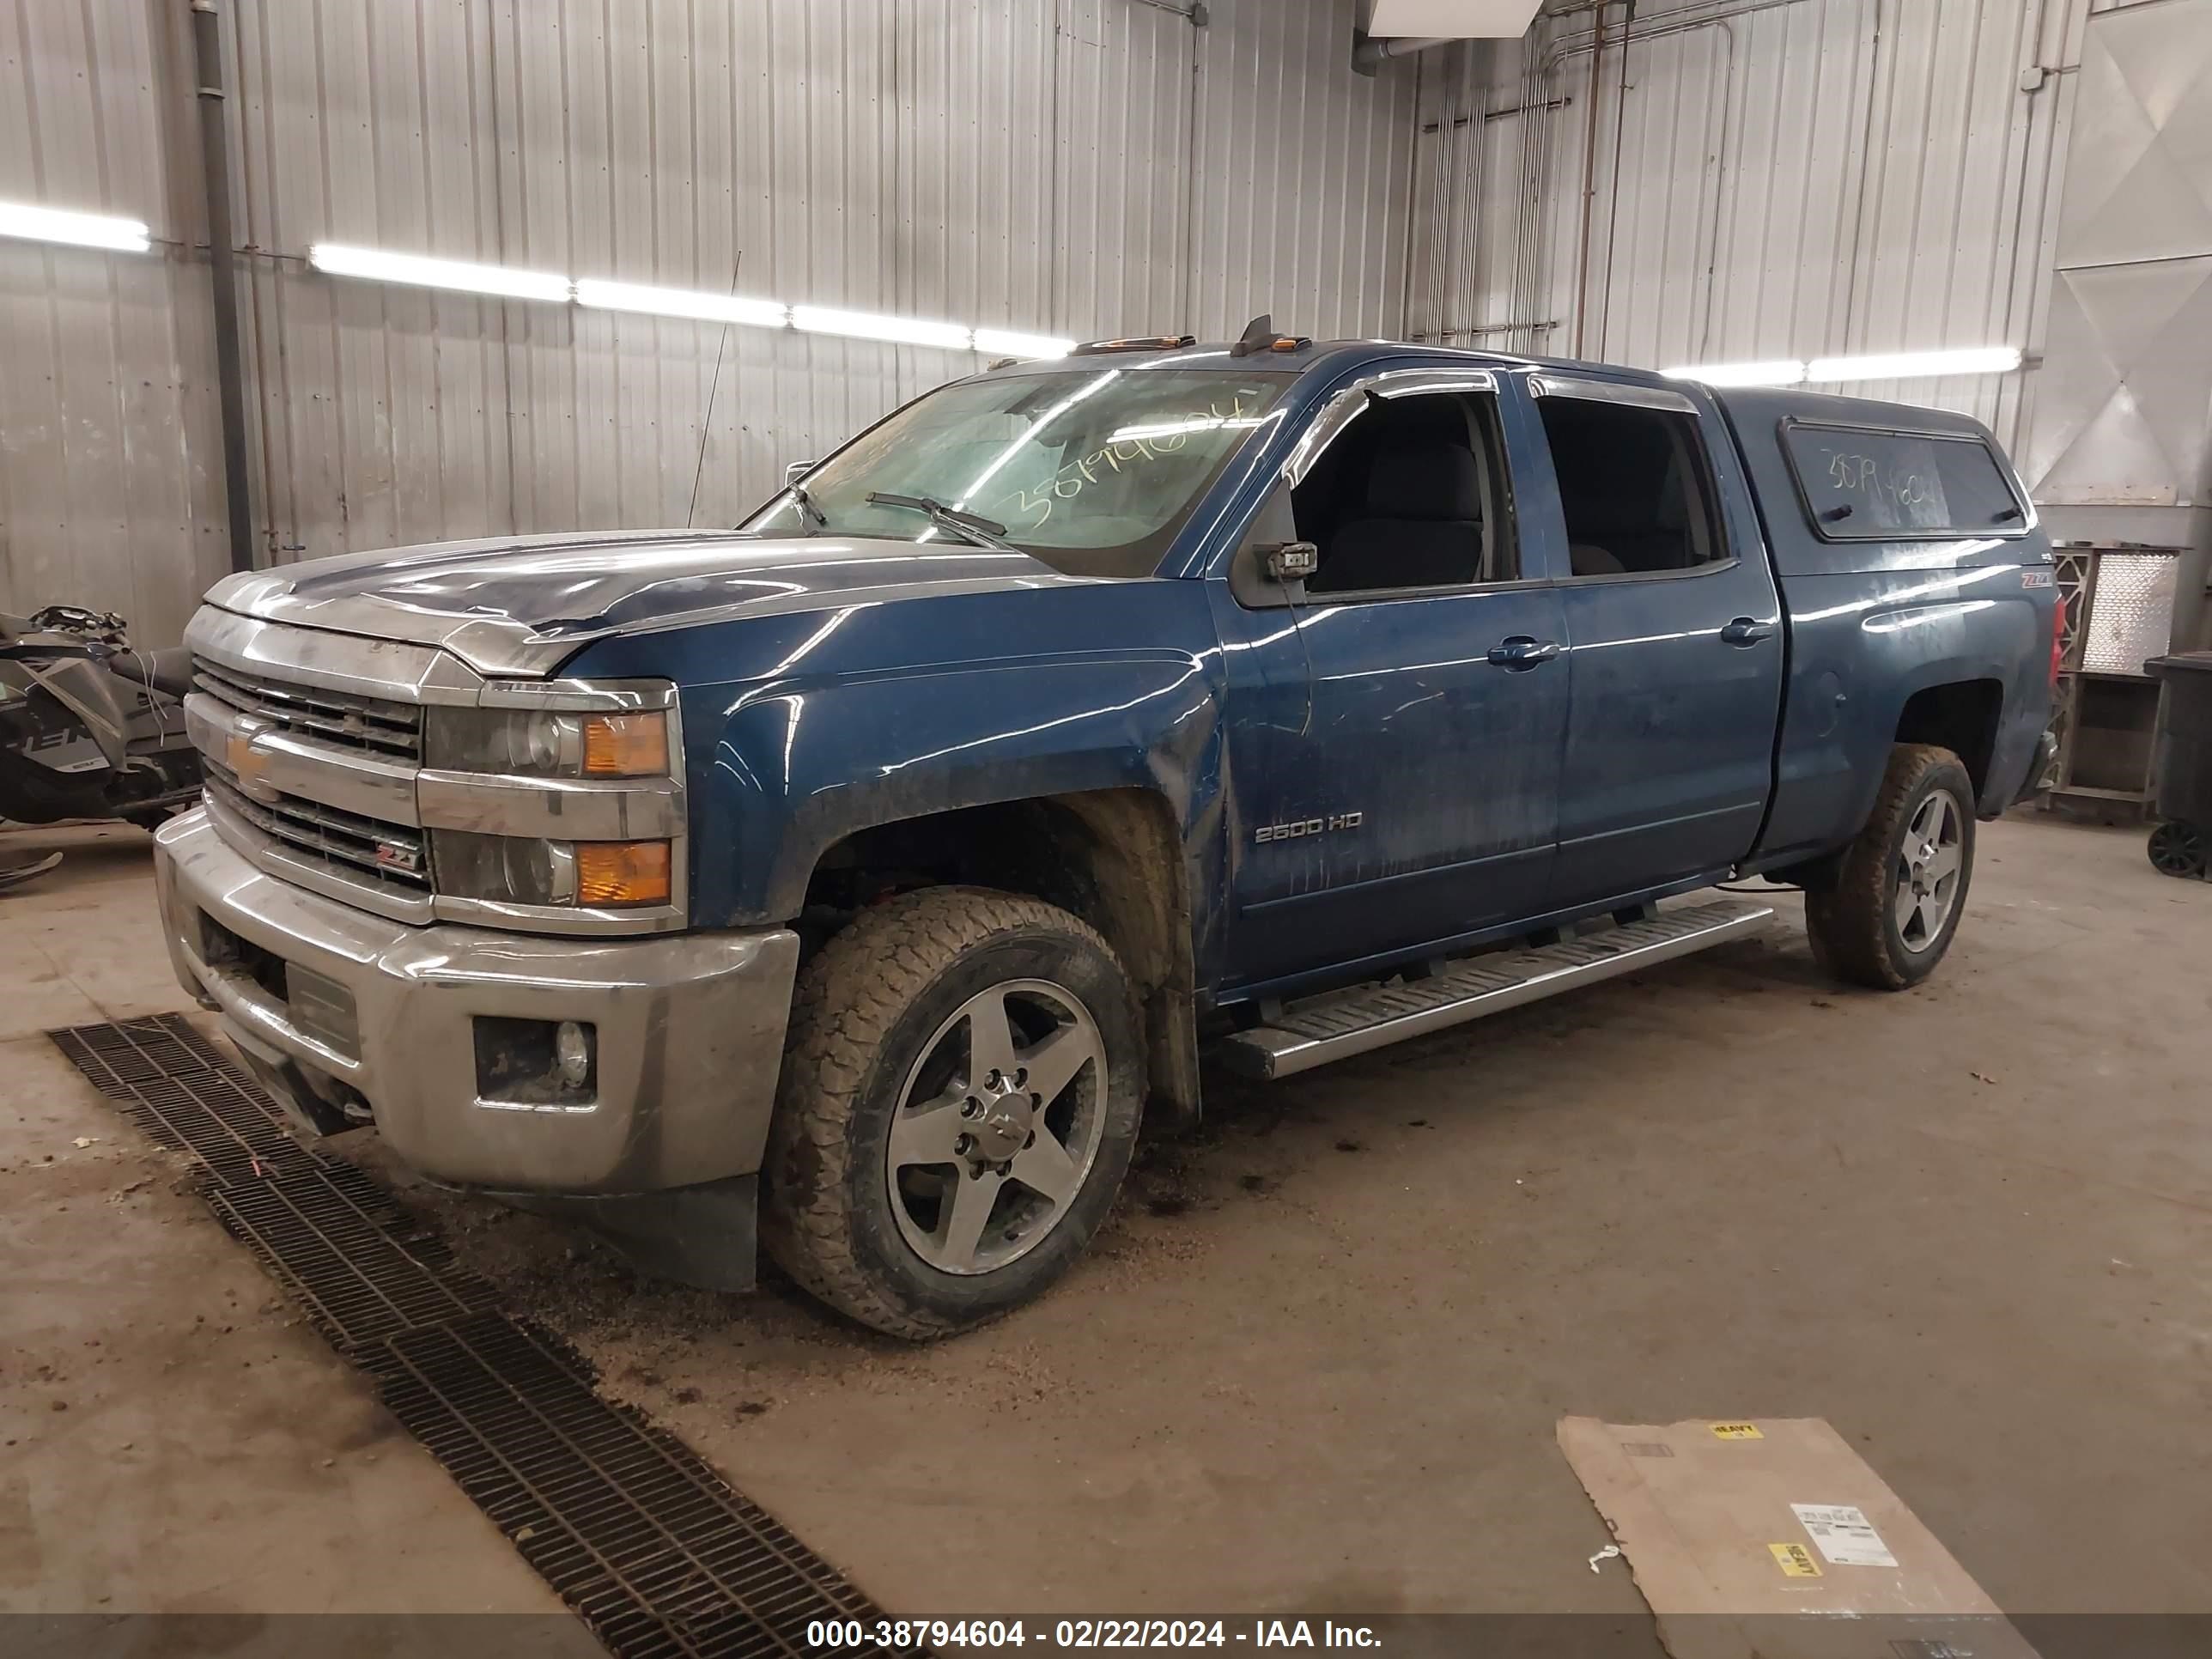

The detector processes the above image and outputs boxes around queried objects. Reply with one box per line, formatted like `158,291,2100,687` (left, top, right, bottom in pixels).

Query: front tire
1805,744,1976,990
761,886,1144,1340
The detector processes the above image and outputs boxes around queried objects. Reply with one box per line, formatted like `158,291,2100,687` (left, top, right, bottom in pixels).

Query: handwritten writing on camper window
1823,447,1937,516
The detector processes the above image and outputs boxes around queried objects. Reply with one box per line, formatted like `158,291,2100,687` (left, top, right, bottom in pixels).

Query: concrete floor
2,813,2207,1622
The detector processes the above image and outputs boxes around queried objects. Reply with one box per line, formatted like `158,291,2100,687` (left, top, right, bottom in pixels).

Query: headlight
425,707,669,778
434,831,672,908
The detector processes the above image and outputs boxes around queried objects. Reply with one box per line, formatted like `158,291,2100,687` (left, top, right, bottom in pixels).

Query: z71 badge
1255,811,1363,844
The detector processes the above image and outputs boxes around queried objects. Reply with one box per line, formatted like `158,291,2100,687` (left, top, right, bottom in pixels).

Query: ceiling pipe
1571,1,1611,356
189,0,255,575
1353,32,1456,72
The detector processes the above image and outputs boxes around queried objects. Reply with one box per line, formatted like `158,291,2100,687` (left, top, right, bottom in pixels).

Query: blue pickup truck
155,322,2059,1337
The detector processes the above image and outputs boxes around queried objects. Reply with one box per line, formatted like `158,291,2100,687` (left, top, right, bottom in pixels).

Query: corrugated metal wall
0,0,229,643
1407,0,2164,457
0,0,1415,644
29,0,2184,647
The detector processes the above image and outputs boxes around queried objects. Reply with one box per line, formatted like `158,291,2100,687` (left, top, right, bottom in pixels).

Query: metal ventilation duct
1366,0,1543,37
2024,0,2212,650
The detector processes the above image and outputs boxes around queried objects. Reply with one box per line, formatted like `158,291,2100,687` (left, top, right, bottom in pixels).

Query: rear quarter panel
1717,389,2056,864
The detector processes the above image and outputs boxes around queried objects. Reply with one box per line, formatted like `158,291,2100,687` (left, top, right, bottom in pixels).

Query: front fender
689,652,1223,925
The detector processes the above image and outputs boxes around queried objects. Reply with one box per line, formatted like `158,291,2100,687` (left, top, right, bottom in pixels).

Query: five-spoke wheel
887,979,1107,1275
762,886,1143,1340
1807,743,1978,989
1893,788,1965,953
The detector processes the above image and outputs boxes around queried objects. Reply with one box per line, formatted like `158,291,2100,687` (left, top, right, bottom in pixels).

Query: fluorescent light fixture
574,277,787,329
1807,345,2022,383
308,241,572,302
1109,416,1268,442
1661,359,1806,387
972,326,1076,360
791,305,972,350
0,200,150,252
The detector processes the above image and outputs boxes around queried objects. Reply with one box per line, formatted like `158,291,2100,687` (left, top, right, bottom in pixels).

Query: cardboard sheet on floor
1559,1416,2039,1659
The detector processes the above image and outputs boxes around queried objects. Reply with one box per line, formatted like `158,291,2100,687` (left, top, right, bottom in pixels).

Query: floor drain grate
52,1013,918,1658
360,1312,883,1653
207,1164,502,1351
51,1015,316,1182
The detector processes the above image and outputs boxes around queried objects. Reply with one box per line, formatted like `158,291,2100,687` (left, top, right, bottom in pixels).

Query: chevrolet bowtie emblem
226,730,276,799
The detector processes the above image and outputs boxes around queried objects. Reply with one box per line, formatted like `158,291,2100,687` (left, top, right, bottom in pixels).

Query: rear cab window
1537,392,1729,578
1781,422,2027,540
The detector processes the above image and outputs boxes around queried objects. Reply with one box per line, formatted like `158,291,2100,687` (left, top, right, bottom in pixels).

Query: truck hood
204,528,1097,678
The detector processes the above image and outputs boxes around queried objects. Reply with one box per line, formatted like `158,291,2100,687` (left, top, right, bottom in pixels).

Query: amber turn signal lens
575,840,672,907
581,711,669,776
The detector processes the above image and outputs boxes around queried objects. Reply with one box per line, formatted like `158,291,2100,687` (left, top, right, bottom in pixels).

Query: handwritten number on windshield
998,392,1261,530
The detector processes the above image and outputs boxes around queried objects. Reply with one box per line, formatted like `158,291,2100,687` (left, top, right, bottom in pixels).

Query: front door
1213,372,1571,991
1520,375,1786,906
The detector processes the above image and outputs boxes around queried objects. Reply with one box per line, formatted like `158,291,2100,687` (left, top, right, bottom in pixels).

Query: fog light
554,1020,592,1087
474,1016,598,1107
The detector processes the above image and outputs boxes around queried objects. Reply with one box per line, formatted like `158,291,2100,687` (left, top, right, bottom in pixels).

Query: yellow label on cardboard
1769,1542,1822,1577
1709,1422,1764,1439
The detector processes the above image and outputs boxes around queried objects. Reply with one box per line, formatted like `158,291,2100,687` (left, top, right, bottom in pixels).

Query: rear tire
761,886,1144,1340
1805,744,1976,991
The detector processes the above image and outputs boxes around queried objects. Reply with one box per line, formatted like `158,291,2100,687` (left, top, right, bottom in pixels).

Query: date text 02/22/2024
805,1619,1384,1650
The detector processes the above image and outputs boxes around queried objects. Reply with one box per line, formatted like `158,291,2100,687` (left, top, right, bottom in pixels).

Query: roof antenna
686,251,743,529
1230,313,1275,358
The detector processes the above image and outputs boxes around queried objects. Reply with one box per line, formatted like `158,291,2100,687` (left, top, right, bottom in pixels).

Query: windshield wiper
864,492,1018,552
786,481,828,528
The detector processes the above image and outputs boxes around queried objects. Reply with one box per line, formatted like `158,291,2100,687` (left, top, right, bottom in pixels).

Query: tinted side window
1291,391,1517,594
1782,425,2025,538
1538,397,1726,577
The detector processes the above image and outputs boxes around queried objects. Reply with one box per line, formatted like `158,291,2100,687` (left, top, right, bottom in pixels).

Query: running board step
1213,898,1776,1079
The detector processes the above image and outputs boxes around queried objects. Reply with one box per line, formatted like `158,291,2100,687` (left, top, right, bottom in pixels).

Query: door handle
1486,636,1564,670
1720,617,1776,647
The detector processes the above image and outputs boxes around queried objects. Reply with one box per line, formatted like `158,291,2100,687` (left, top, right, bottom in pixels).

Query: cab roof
976,335,1686,395
973,335,2002,444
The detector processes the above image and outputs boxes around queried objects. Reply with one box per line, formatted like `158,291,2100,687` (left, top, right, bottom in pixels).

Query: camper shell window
1781,422,2027,541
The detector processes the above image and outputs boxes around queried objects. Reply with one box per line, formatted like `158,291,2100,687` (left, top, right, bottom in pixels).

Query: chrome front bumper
154,808,799,1194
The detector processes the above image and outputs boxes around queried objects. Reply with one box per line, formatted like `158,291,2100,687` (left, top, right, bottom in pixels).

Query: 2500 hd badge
1255,811,1364,844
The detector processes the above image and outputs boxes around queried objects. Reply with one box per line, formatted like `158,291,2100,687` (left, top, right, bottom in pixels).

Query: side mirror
1261,541,1318,583
783,460,817,488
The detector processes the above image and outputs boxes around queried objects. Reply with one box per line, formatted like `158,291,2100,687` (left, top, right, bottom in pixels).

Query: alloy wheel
885,978,1107,1275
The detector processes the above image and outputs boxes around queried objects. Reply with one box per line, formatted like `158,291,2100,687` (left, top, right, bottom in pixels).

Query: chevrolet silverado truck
155,320,2060,1338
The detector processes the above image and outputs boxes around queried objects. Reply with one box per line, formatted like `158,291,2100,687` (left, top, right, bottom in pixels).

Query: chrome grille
192,656,423,762
204,761,431,892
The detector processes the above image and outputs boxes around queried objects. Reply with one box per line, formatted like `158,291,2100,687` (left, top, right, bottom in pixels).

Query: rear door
1212,367,1571,989
1518,375,1784,907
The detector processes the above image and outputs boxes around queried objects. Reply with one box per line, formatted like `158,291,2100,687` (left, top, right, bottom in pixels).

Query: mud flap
502,1174,760,1293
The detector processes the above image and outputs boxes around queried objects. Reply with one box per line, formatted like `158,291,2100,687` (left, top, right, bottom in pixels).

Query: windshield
741,368,1295,577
